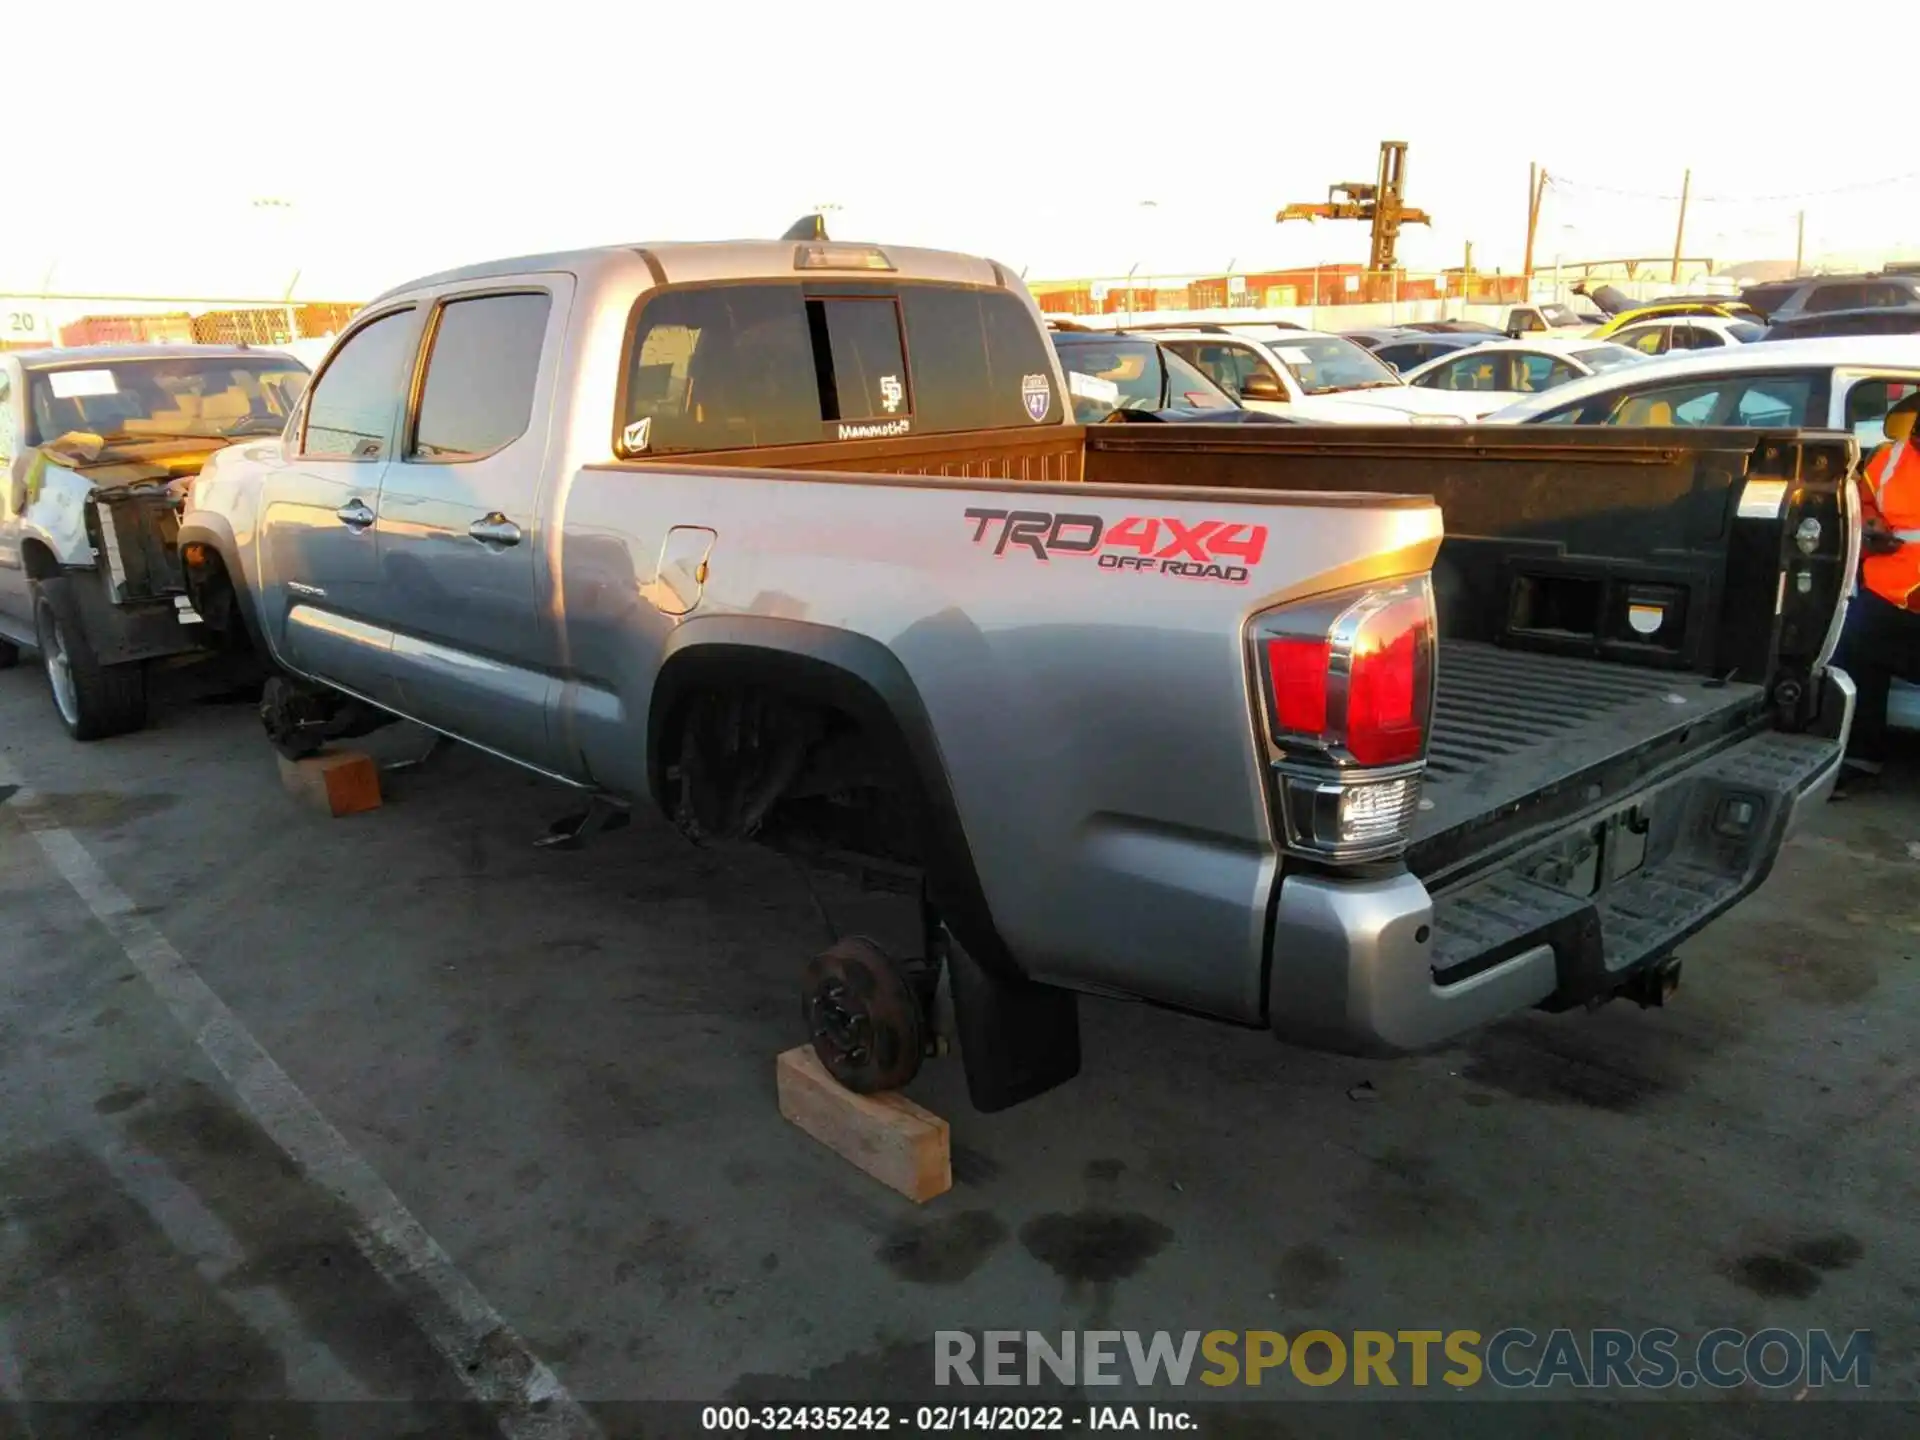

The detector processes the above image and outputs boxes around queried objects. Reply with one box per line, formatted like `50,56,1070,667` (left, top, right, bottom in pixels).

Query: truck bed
1409,641,1767,883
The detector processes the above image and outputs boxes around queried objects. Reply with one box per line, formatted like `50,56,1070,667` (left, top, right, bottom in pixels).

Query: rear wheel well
659,682,925,873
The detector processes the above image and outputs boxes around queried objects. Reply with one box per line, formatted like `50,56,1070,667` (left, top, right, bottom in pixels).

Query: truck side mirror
1238,372,1287,402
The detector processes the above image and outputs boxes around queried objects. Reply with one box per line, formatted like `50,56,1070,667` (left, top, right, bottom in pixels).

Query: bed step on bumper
1430,729,1841,1008
1269,681,1847,1056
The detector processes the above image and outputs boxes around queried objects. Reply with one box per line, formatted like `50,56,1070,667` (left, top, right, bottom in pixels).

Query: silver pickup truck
179,234,1858,1110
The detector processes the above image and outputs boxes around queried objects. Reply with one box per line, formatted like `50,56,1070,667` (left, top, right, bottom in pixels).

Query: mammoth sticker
1021,373,1052,421
963,507,1266,584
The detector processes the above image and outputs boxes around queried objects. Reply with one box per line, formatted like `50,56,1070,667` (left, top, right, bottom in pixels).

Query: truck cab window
302,311,416,460
624,285,820,454
412,293,551,460
809,298,909,422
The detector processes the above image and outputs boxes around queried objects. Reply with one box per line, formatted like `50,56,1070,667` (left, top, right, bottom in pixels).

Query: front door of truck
261,306,421,701
373,283,569,771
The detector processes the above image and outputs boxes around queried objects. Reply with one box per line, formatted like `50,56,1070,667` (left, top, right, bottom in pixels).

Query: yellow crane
1277,141,1431,273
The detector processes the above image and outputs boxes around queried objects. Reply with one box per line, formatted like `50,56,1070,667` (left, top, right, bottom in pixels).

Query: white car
1397,338,1650,420
1605,316,1768,356
1149,326,1466,424
1503,302,1604,338
1484,335,1920,442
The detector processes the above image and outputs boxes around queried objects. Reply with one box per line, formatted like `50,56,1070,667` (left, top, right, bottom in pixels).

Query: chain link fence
1030,267,1535,331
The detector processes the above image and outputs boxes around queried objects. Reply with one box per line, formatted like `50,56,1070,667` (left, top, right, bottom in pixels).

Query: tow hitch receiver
1617,956,1682,1009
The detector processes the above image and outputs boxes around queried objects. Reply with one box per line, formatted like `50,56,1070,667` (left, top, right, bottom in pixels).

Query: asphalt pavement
0,657,1915,1439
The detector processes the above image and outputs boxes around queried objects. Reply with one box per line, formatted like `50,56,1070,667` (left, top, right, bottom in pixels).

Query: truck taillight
1252,577,1436,862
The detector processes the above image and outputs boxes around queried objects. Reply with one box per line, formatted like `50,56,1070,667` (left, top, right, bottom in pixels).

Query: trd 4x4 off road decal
963,508,1266,584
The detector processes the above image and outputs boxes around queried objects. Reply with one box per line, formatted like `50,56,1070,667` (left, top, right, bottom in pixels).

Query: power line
1545,170,1920,204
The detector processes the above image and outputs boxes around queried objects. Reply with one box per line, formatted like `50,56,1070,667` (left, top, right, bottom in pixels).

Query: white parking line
0,760,602,1440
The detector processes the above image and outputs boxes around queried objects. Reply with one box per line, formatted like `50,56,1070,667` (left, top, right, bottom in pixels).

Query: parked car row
1487,335,1920,438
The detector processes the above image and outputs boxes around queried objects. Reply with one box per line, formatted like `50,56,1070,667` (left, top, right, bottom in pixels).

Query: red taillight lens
1346,592,1430,766
1253,577,1435,860
1257,580,1434,766
1266,637,1330,734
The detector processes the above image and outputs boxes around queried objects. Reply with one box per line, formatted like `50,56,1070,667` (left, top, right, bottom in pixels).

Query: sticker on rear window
880,375,904,413
1021,372,1052,421
837,418,911,440
48,369,118,399
622,417,652,453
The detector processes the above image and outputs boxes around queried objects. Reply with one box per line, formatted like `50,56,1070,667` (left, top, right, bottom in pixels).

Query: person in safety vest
1834,388,1920,781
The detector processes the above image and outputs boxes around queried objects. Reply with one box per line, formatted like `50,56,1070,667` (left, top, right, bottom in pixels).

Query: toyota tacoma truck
177,234,1858,1111
0,344,309,738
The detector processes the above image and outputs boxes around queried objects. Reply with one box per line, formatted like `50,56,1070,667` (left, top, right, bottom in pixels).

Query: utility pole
1670,169,1691,284
1795,210,1806,276
1523,163,1545,280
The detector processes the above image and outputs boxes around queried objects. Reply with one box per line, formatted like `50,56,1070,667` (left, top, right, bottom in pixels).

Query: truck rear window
619,282,1059,455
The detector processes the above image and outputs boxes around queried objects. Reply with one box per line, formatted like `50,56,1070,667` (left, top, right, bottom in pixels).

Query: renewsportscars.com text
935,1328,1872,1391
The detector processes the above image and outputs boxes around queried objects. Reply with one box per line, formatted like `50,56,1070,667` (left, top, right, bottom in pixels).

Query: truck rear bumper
1267,673,1851,1056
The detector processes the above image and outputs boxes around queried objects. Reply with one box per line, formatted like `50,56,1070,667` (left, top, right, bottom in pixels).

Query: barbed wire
1545,171,1920,204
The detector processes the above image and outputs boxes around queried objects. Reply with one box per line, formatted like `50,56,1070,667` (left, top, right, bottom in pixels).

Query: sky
5,0,1918,303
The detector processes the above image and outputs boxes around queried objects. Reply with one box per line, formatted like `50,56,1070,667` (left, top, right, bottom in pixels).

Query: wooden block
776,1046,951,1203
278,750,382,818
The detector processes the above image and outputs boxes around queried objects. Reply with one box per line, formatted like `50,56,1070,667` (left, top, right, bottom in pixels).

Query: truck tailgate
1409,641,1767,884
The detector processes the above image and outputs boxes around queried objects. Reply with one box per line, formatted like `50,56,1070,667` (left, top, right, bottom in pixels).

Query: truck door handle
336,499,375,529
468,513,522,547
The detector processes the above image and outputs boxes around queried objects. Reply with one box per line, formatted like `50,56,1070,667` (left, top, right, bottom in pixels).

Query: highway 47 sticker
964,507,1265,584
1021,373,1052,421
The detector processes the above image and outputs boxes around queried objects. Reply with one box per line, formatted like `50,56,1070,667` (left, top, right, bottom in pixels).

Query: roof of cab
10,342,287,368
369,239,1013,306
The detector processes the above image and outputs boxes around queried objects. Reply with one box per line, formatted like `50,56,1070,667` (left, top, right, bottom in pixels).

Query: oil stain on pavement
877,1210,1008,1285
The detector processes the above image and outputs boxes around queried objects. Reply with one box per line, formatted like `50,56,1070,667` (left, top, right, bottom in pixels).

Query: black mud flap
947,939,1081,1112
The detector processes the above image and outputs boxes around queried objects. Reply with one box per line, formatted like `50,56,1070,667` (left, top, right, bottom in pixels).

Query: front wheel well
180,540,257,656
21,539,60,581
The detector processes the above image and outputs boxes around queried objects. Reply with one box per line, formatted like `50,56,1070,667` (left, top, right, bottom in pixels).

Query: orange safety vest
1862,435,1920,609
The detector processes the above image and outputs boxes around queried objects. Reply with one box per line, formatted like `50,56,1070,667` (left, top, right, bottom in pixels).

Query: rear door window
1805,283,1869,313
621,282,1059,454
